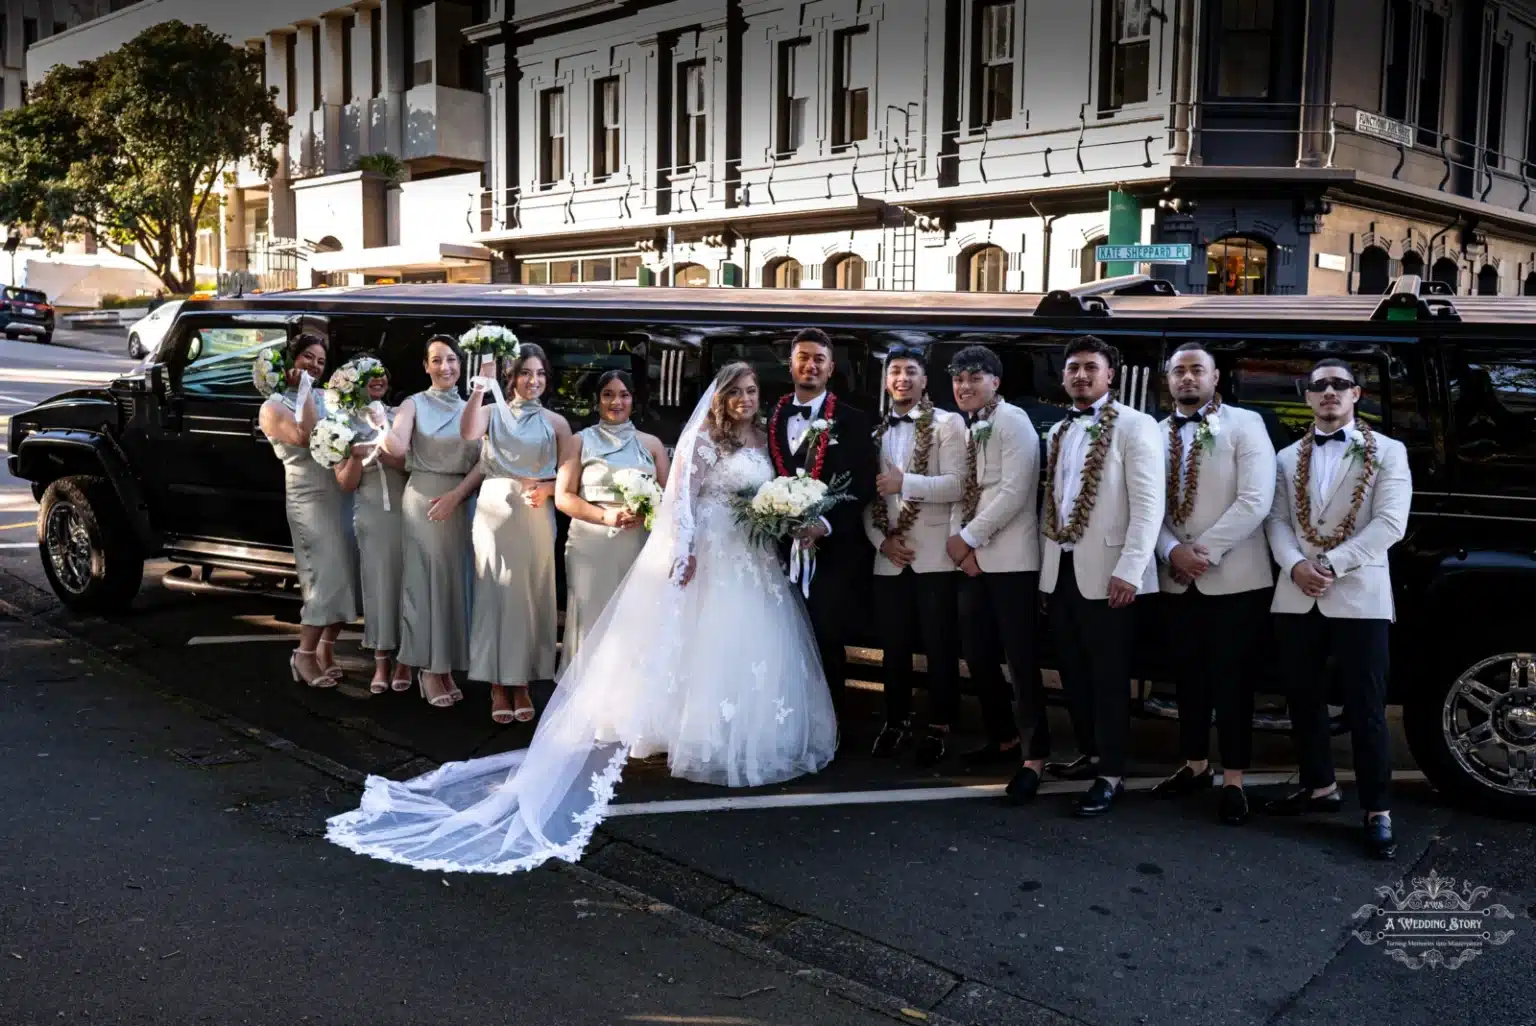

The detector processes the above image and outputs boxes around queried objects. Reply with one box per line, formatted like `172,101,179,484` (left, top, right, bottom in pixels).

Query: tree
0,20,288,294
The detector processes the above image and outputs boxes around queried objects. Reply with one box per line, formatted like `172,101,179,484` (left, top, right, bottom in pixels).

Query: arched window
1476,265,1499,296
764,257,803,289
825,253,865,290
1206,235,1270,295
665,263,709,287
960,245,1008,292
1081,235,1108,284
1524,271,1536,296
1431,257,1460,292
1401,251,1424,279
1357,246,1390,295
315,235,343,253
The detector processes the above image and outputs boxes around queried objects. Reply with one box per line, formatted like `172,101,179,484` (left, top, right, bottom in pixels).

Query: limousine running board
161,564,299,602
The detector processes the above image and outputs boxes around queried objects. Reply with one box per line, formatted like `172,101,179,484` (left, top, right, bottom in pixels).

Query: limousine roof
219,276,1536,328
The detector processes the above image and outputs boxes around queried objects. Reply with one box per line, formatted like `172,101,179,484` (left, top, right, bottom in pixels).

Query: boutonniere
805,418,837,448
1195,412,1221,453
1344,429,1370,467
1085,421,1104,443
969,418,994,446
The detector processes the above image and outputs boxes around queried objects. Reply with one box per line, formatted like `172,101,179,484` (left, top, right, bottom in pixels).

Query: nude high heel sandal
370,652,391,695
290,648,337,689
390,659,413,693
418,672,455,709
315,638,346,682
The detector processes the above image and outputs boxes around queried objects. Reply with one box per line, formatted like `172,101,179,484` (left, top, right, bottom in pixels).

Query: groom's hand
945,534,972,567
879,534,915,569
875,460,905,497
796,521,829,544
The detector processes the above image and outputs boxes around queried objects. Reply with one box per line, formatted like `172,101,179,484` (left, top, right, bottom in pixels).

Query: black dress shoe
1074,777,1124,817
1261,787,1344,816
1151,764,1214,799
1044,755,1099,781
1364,815,1398,860
959,740,1022,772
1218,785,1250,825
1005,766,1042,805
912,731,948,769
870,721,911,759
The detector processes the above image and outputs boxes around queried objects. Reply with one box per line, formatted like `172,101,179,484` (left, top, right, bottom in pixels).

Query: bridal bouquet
459,323,522,362
324,356,385,413
611,468,663,532
253,347,286,397
731,470,855,549
309,414,359,469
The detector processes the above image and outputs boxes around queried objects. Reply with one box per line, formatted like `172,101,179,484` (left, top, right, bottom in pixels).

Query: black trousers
874,568,961,728
1049,553,1133,777
1275,609,1393,812
806,564,857,717
1162,586,1267,770
957,570,1045,755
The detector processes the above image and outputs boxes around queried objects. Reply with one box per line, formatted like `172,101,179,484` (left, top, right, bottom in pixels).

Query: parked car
126,300,184,359
7,279,1535,816
1,285,55,343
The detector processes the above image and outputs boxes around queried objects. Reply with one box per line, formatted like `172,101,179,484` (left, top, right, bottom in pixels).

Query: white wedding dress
325,382,838,874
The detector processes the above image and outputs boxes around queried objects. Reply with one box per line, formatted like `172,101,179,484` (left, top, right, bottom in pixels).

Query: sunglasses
1305,377,1357,394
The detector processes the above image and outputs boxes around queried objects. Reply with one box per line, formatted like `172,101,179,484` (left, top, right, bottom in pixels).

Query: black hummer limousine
9,277,1535,815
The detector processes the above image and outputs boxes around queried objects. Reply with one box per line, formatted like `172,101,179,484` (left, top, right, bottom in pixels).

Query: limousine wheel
1405,645,1536,816
37,476,143,614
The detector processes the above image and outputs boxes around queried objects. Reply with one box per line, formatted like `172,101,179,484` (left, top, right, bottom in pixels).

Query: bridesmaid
257,333,360,688
383,336,483,707
554,369,670,674
335,362,411,694
459,342,571,725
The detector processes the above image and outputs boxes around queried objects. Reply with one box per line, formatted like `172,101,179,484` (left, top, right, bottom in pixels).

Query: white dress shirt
786,391,828,453
1309,419,1355,502
1052,392,1112,552
879,408,924,503
1158,397,1218,561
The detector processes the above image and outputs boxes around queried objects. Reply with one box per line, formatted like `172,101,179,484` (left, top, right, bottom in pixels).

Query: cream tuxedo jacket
864,408,967,575
1039,402,1164,600
1157,405,1277,596
1266,428,1411,620
946,401,1041,573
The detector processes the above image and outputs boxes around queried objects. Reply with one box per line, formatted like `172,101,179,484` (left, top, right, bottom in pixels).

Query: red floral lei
768,392,837,480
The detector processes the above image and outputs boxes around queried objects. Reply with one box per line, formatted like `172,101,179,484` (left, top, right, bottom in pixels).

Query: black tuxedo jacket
768,393,877,575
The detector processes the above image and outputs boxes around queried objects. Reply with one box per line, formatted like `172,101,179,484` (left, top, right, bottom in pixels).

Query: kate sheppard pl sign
1351,870,1518,969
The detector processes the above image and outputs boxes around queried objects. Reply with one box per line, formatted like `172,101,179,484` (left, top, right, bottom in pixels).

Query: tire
127,333,142,358
41,331,53,345
1404,627,1536,817
36,476,144,614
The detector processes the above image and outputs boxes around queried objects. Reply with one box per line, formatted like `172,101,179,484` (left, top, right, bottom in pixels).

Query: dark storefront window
1207,236,1269,295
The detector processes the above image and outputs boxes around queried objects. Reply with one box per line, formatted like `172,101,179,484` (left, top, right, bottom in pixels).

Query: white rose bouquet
253,347,286,397
309,413,359,469
611,468,663,533
730,469,855,549
324,356,385,413
458,323,522,362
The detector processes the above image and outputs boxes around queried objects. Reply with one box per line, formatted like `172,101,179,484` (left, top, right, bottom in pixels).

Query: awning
305,242,494,275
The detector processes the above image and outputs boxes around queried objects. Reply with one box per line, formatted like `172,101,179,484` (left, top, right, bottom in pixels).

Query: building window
52,22,67,37
1215,0,1274,98
1357,246,1390,295
1485,40,1507,170
539,88,566,187
1402,251,1424,278
667,263,710,287
371,13,382,97
825,254,866,290
312,26,322,108
833,28,871,148
973,2,1016,128
1099,0,1151,113
676,61,707,172
1476,265,1499,296
1080,235,1108,283
23,19,37,49
409,4,433,87
1431,256,1459,291
1383,0,1445,145
458,1,486,93
765,258,803,288
777,39,812,157
1207,235,1269,295
1523,271,1536,296
285,35,297,116
593,77,621,181
341,16,355,105
961,245,1008,292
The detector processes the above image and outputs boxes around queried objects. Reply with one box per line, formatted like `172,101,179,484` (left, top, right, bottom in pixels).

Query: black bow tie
887,412,915,428
1314,429,1348,445
1173,411,1204,427
789,403,817,419
1065,407,1095,421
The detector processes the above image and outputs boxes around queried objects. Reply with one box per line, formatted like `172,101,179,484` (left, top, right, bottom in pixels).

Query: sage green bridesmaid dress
469,397,559,687
398,387,478,674
558,420,656,674
351,407,408,653
270,390,359,628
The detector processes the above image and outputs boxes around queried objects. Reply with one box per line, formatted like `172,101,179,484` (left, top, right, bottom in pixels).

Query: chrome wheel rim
44,503,94,595
1443,653,1536,797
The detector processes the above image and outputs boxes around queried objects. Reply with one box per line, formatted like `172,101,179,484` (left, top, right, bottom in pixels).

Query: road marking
0,520,37,531
185,631,365,646
0,542,35,549
0,394,35,405
605,769,1429,817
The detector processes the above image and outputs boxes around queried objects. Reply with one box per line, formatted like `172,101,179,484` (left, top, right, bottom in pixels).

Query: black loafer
870,722,911,759
1218,785,1250,825
1074,777,1124,817
1045,755,1099,781
1005,766,1042,805
1151,764,1214,799
912,732,948,769
1364,815,1398,860
960,740,1021,772
1261,787,1343,816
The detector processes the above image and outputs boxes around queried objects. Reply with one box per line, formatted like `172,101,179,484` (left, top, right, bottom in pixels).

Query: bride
325,362,839,873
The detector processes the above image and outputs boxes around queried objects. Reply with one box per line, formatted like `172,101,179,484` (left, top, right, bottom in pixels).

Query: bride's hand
673,555,697,588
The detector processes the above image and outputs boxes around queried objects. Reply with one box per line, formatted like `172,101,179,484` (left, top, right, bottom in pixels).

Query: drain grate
171,746,257,767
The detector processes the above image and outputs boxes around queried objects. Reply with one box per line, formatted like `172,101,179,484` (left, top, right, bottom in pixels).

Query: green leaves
0,20,288,292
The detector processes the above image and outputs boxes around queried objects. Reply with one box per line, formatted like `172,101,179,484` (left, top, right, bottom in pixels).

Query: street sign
1094,243,1193,264
1354,110,1414,147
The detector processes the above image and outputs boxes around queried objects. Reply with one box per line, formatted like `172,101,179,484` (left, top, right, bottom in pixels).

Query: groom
769,328,877,722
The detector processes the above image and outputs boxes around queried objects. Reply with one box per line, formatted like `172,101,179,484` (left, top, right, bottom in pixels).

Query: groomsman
865,345,967,766
939,346,1047,800
1039,336,1164,816
1263,359,1411,859
1150,343,1276,825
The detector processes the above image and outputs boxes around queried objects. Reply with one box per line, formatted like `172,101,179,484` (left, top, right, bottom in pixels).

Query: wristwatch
1315,554,1335,576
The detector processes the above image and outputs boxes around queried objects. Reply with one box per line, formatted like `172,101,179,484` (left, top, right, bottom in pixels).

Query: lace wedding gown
325,384,837,874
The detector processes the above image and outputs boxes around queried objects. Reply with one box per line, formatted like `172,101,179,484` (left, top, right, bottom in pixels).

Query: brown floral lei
960,399,1002,528
871,397,936,538
1167,393,1222,527
1294,421,1377,550
1042,401,1120,544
